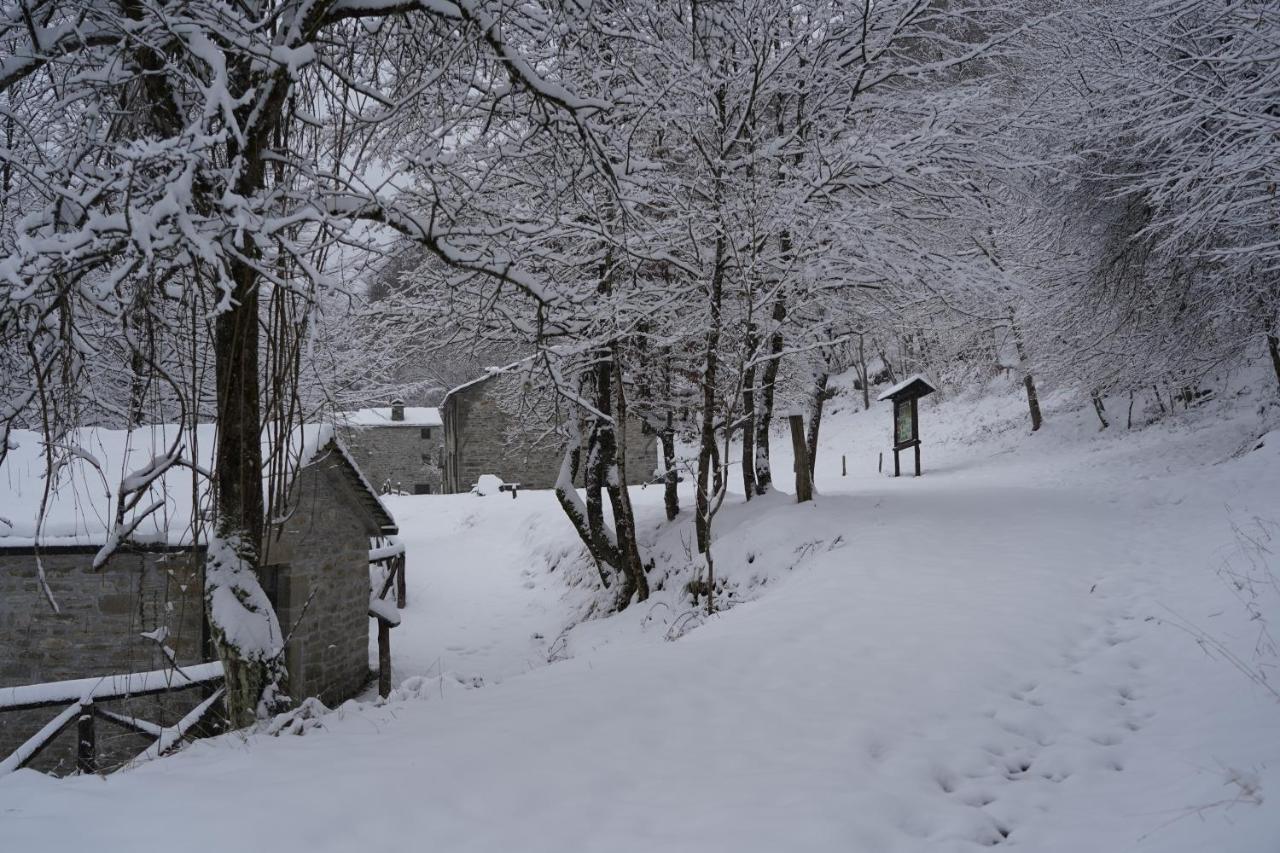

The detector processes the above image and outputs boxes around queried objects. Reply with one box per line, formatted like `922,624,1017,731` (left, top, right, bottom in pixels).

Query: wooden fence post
378,619,392,699
76,702,95,774
788,415,813,503
395,554,406,609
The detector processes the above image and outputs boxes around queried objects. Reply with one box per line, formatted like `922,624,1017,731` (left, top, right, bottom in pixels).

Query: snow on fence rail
368,538,406,698
0,662,224,712
0,662,225,778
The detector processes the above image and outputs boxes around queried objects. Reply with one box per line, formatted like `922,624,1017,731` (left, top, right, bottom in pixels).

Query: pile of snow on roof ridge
338,407,442,427
876,373,937,402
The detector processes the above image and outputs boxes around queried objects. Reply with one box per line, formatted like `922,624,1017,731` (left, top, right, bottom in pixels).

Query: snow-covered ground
3,375,1279,852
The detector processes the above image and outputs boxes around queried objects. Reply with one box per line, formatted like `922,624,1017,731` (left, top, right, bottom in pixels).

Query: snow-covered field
3,377,1279,852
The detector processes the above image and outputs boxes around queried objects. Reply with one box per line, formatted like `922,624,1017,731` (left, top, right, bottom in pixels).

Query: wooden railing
0,661,225,777
369,537,406,698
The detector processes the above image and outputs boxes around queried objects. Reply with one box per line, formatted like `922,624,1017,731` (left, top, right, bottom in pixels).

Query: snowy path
2,400,1278,852
373,493,577,686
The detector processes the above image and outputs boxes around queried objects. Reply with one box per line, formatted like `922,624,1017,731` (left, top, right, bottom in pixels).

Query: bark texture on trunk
606,351,648,607
660,415,679,522
752,295,786,495
740,360,757,500
1011,321,1042,432
806,372,829,479
695,235,726,554
209,256,288,728
1268,332,1280,389
1091,392,1109,430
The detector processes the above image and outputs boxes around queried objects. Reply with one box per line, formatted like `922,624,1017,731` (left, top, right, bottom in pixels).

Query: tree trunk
752,295,786,495
660,414,679,522
877,340,896,386
1091,391,1109,430
740,353,757,500
858,335,870,411
1268,332,1280,390
1011,321,1042,432
605,350,648,607
806,372,829,479
208,256,288,728
789,415,813,503
695,235,726,554
553,441,612,589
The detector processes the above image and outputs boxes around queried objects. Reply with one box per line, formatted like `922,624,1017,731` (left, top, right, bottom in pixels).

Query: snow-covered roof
338,407,441,428
441,371,502,407
0,422,395,548
876,373,938,402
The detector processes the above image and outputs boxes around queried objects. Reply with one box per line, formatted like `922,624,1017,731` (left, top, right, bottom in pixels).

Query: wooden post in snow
788,415,813,503
395,553,406,609
377,619,392,699
76,702,95,774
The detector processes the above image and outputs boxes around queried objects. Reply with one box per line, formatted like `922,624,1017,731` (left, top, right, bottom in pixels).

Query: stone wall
268,451,375,706
443,376,659,493
0,448,383,774
339,423,444,494
0,548,207,774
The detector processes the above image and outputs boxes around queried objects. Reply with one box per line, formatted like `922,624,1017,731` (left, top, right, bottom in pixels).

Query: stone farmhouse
441,373,660,494
0,425,398,773
337,403,444,494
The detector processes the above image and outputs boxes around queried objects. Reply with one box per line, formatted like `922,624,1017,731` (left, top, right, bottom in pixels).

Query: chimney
390,399,405,422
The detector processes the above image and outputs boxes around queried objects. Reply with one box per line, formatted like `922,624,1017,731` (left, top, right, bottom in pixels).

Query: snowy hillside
3,376,1279,852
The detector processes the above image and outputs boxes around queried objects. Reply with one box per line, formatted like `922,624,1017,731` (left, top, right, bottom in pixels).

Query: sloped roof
876,374,937,403
0,423,396,548
441,371,501,407
302,432,398,536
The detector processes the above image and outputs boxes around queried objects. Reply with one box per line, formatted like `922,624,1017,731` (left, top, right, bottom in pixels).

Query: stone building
338,402,445,494
0,426,397,773
441,373,660,494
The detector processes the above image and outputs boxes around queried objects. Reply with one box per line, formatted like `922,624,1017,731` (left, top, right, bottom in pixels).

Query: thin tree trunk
696,235,726,554
1091,391,1109,430
858,335,870,411
877,340,896,386
584,358,622,571
554,441,612,589
606,350,648,607
660,414,679,522
753,295,786,495
1268,332,1280,390
806,372,829,479
1011,321,1042,432
740,346,757,500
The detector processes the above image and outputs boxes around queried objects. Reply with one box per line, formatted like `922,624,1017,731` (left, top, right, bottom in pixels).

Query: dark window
414,483,432,495
420,427,433,439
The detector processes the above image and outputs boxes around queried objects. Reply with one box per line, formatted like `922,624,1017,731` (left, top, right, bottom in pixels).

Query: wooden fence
0,662,225,777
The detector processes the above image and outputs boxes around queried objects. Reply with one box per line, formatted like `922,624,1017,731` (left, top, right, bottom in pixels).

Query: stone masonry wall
0,549,207,774
339,423,444,494
445,377,659,493
0,449,382,775
270,455,373,706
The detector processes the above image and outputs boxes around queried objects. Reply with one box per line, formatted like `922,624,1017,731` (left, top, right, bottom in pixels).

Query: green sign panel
895,402,914,445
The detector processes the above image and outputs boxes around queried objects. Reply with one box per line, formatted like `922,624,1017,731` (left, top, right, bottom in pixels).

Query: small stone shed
337,403,444,494
0,425,397,773
441,373,660,494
